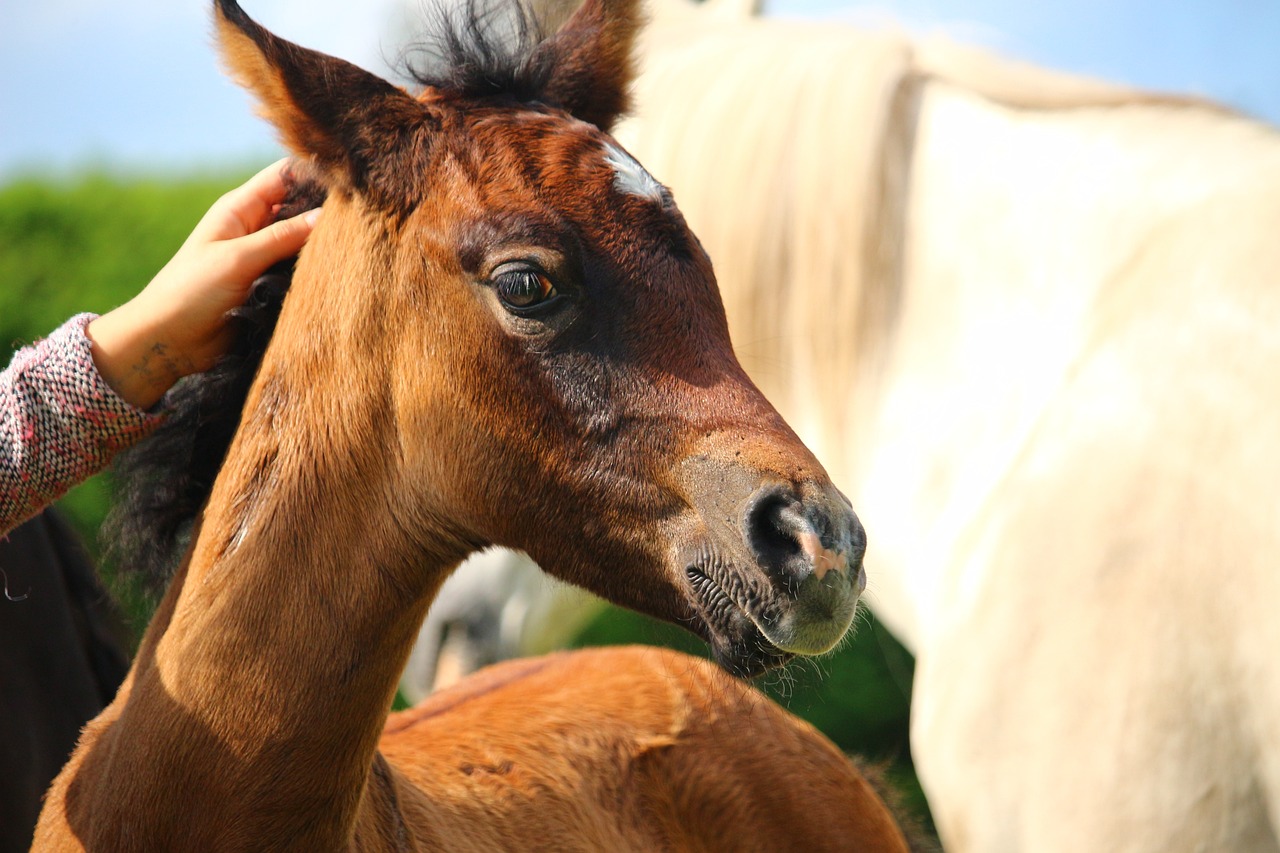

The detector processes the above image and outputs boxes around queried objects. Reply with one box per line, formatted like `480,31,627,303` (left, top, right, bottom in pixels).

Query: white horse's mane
613,0,1248,477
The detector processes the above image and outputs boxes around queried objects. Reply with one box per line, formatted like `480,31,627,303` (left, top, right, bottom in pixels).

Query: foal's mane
107,0,580,593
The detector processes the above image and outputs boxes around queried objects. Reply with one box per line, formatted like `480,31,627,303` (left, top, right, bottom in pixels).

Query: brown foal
34,1,907,849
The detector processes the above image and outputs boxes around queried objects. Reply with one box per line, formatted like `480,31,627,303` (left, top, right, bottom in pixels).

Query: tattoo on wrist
132,342,195,389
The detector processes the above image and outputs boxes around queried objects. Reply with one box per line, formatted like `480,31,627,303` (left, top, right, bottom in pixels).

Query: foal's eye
494,269,557,311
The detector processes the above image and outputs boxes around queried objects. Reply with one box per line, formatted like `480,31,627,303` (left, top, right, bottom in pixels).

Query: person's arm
1,159,318,536
0,315,162,537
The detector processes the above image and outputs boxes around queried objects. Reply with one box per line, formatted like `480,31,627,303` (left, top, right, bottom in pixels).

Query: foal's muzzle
741,481,864,654
679,457,865,673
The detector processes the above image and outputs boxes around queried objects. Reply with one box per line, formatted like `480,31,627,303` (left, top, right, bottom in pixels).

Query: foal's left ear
214,0,428,204
532,0,642,131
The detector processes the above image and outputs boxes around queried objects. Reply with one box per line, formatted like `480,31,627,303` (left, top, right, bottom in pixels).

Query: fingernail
304,208,322,227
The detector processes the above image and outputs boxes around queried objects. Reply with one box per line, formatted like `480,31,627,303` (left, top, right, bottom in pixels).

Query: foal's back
378,646,912,852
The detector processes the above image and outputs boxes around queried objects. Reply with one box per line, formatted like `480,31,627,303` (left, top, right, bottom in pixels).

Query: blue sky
2,0,1277,179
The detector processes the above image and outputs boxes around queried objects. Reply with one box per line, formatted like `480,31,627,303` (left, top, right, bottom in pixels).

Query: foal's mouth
685,561,795,678
684,540,863,678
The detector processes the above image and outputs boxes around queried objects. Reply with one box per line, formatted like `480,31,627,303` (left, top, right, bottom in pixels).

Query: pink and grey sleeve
1,314,163,536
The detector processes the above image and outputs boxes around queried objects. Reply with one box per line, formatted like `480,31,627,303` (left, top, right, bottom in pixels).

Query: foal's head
213,0,864,676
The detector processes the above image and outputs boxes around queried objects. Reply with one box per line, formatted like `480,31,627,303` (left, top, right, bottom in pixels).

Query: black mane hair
106,1,570,593
399,0,551,103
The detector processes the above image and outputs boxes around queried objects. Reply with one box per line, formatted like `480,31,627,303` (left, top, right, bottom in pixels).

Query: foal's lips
684,549,860,676
767,565,860,654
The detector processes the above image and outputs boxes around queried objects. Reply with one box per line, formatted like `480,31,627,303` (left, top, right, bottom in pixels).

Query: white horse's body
864,87,1280,853
610,8,1280,851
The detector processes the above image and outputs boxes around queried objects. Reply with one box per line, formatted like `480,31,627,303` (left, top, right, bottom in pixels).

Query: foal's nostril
745,489,806,573
745,485,851,590
744,483,864,590
849,516,868,566
715,481,864,657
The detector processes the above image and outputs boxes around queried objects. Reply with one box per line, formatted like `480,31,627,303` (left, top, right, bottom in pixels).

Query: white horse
608,2,1280,851
408,3,1280,849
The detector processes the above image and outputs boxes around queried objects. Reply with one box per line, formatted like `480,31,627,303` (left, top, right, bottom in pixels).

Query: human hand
87,158,319,410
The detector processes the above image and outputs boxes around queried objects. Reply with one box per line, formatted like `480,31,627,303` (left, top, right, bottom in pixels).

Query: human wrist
86,302,193,410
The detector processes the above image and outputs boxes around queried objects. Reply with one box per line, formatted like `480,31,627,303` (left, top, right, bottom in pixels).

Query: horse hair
399,0,550,103
106,0,579,593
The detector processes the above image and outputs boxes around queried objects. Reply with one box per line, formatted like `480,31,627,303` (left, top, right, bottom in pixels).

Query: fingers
236,157,295,211
229,207,322,279
182,158,320,287
199,158,296,240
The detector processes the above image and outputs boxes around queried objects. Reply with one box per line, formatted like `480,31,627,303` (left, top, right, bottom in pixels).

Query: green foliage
0,174,238,352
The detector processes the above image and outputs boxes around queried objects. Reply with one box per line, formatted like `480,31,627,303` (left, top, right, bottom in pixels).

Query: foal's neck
103,356,460,846
186,376,448,695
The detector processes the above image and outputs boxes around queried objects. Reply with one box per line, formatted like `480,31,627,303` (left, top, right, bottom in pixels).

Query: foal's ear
532,0,641,131
214,0,427,202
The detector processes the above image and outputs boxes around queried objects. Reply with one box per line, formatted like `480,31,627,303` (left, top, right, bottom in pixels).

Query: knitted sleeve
1,314,163,536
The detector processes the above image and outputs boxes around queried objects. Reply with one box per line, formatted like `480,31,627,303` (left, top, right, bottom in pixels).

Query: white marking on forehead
603,142,667,204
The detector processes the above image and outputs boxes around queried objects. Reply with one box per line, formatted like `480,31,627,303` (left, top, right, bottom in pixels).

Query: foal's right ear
214,0,429,204
531,0,642,131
